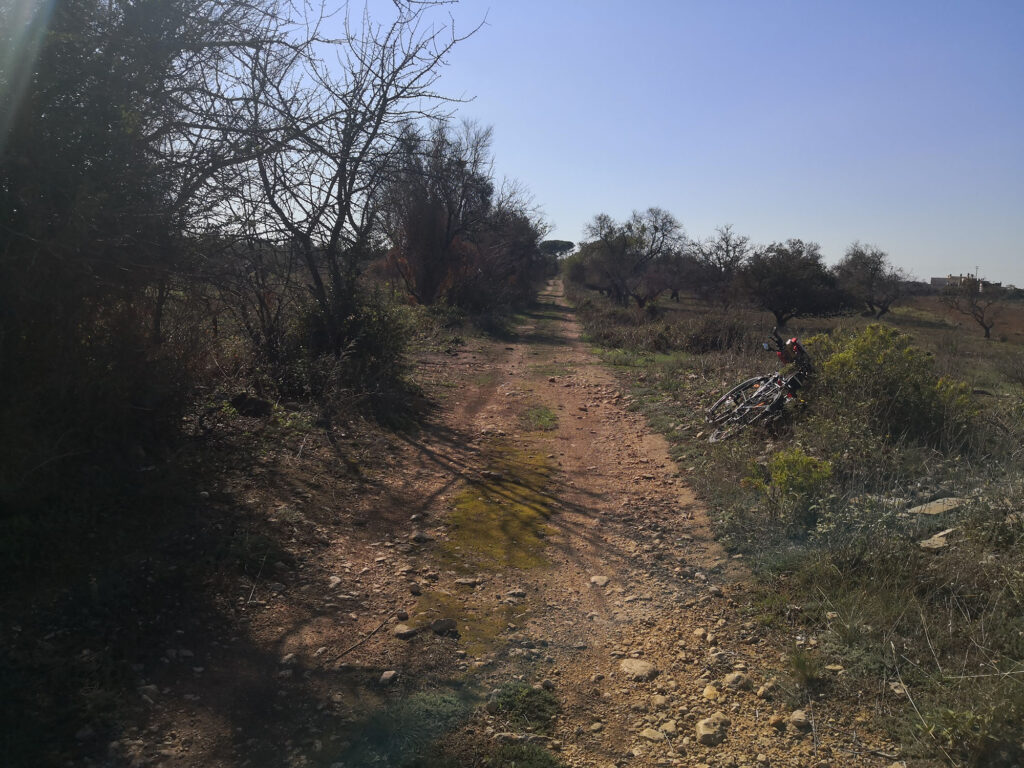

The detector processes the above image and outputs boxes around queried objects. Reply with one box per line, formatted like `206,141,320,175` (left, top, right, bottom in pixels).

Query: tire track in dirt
131,281,896,768
399,281,897,767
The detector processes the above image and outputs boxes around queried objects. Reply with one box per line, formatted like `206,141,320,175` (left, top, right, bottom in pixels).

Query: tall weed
745,447,833,533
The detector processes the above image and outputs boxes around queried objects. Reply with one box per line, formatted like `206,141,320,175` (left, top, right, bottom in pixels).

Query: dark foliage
572,208,685,307
381,121,552,312
740,239,847,325
833,242,907,318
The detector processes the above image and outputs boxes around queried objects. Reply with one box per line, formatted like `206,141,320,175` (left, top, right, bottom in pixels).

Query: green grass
522,405,558,431
472,370,499,387
491,681,560,733
597,348,646,367
788,646,826,695
339,689,474,766
488,743,566,768
408,740,566,768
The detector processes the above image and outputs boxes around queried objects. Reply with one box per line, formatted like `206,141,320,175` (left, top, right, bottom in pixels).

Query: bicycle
705,328,813,442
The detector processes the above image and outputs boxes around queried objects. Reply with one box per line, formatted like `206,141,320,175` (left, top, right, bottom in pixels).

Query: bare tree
240,3,476,353
582,208,685,307
833,242,907,318
691,224,751,307
943,278,1006,339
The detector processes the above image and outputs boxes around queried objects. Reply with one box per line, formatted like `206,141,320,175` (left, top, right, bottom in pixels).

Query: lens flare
1,0,56,155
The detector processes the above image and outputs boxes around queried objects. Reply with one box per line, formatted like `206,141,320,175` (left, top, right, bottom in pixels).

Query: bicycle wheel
707,378,786,442
706,375,775,425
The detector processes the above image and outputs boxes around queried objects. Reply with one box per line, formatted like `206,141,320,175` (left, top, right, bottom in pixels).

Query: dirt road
131,282,895,767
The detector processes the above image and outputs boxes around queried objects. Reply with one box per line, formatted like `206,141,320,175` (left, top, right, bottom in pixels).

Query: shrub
344,690,472,766
568,287,758,355
0,312,192,540
746,447,833,532
807,325,975,447
490,681,560,732
246,289,416,424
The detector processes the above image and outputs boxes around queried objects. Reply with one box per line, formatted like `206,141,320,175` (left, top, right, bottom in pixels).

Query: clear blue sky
383,1,1024,285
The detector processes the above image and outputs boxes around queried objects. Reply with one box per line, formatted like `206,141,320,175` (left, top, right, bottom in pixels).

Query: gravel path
129,281,898,768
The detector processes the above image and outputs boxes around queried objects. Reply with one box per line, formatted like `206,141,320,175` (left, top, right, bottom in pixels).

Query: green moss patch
413,589,516,656
442,442,555,573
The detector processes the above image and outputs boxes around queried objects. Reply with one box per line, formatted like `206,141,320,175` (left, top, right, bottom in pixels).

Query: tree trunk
151,278,169,345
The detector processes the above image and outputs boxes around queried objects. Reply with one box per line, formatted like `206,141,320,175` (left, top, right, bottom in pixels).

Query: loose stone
789,709,811,731
722,671,752,690
619,659,659,681
695,711,730,746
702,684,722,702
430,618,457,635
393,624,418,640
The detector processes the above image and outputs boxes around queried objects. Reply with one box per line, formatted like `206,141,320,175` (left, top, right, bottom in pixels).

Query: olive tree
942,278,1006,339
691,225,751,307
581,208,686,307
741,239,843,326
833,242,907,318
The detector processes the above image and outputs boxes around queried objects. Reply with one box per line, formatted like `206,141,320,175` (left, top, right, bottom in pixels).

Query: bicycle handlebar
763,326,785,353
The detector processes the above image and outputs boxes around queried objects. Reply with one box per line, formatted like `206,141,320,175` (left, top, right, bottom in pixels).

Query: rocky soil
95,282,902,767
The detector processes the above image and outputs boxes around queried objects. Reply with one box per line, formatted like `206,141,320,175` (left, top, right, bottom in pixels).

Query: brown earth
106,282,901,767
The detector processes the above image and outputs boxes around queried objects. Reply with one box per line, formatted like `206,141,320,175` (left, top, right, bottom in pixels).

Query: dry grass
567,282,1024,766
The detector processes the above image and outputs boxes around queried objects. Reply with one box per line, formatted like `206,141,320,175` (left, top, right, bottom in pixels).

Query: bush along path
103,282,901,768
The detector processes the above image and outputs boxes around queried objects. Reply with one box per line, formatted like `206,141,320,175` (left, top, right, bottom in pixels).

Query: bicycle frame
706,327,813,441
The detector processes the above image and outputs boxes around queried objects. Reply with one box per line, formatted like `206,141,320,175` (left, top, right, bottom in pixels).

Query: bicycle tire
707,378,787,442
708,400,781,441
706,375,775,426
